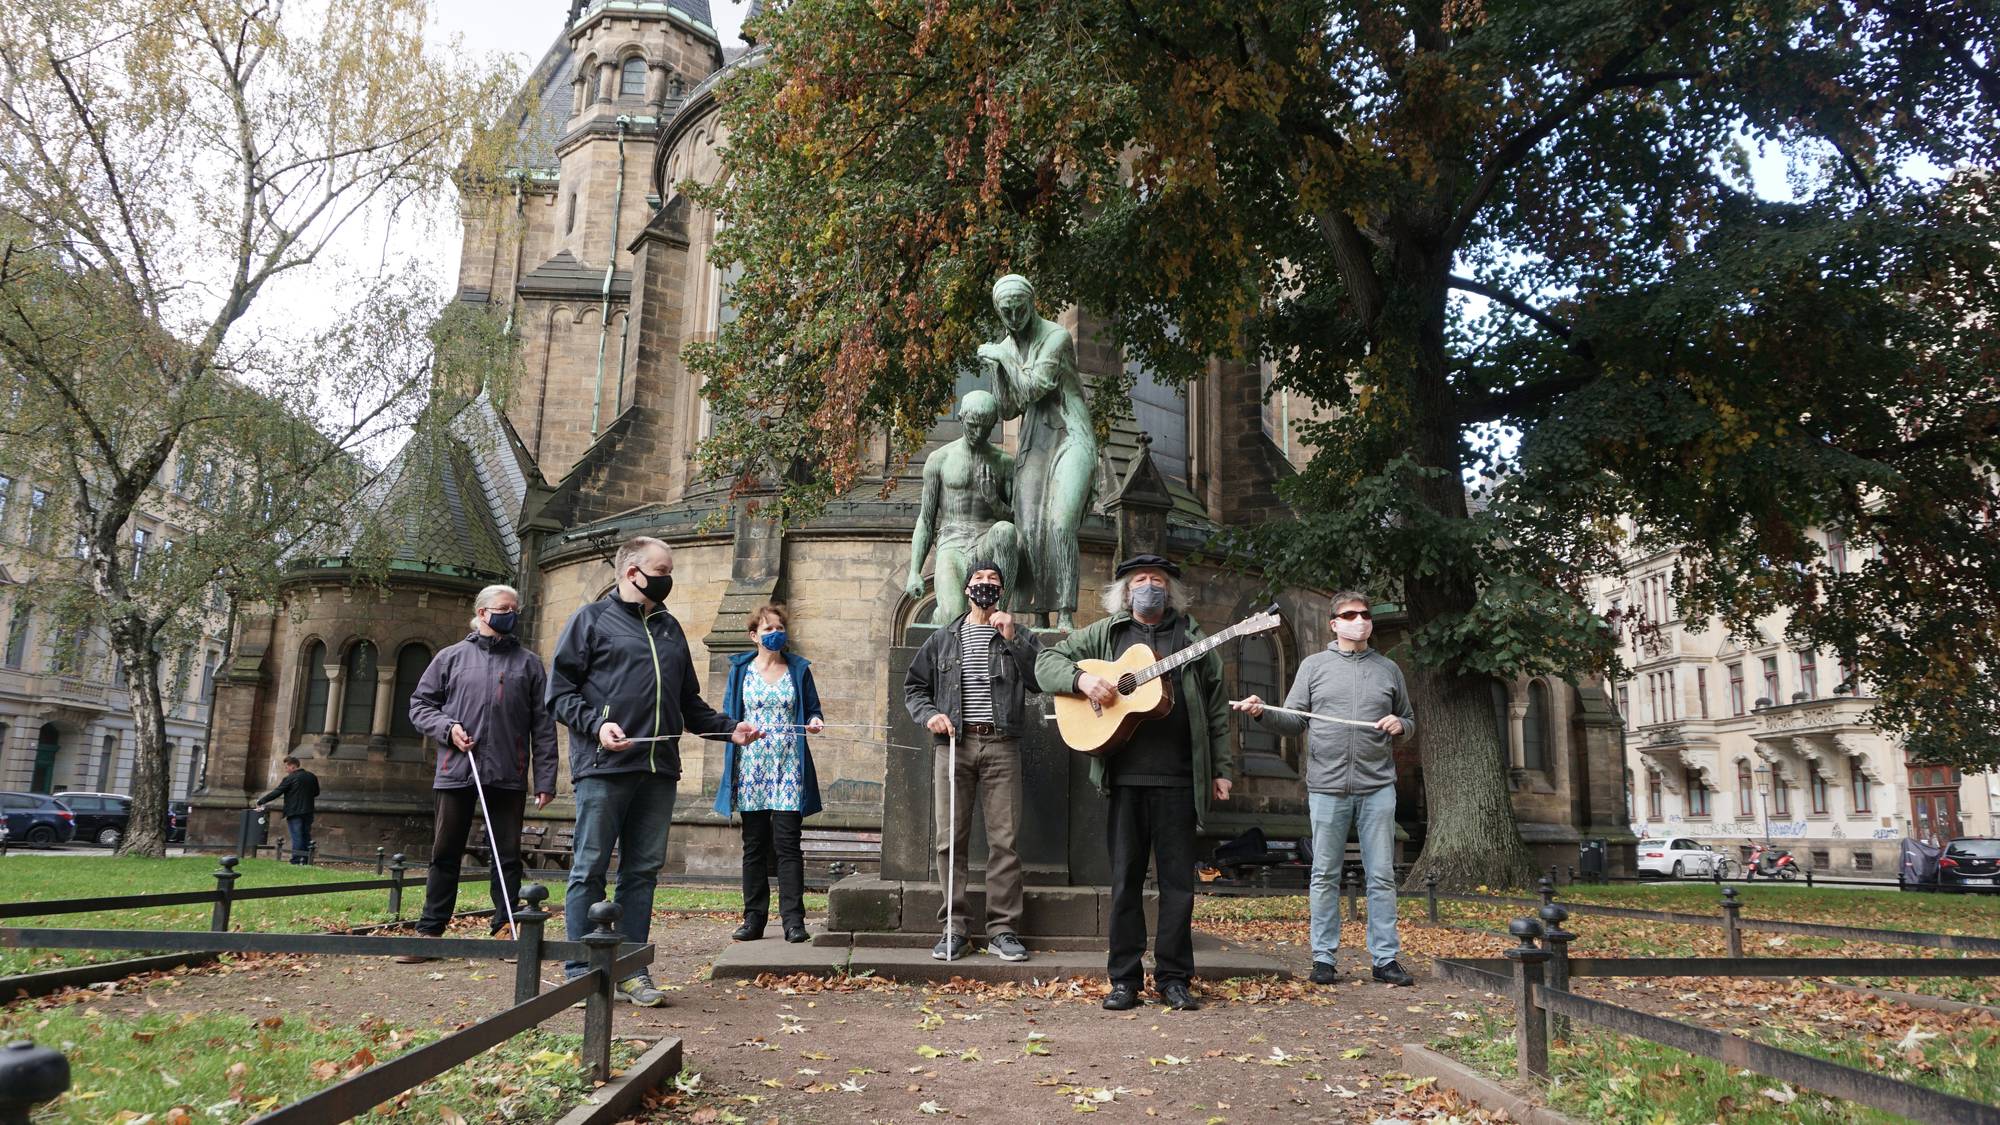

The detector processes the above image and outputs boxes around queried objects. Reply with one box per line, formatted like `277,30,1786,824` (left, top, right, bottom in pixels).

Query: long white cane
464,750,519,941
944,727,958,963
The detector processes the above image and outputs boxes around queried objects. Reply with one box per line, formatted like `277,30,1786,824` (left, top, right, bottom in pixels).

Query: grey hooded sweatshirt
1253,644,1416,795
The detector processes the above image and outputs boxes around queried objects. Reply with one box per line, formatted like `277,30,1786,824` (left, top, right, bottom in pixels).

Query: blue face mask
485,610,518,635
759,630,788,652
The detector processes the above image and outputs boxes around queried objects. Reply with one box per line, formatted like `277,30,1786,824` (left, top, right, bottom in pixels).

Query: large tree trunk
1395,268,1538,892
109,621,171,858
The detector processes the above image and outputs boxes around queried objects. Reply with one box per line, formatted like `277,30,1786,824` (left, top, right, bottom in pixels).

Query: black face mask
966,582,1004,610
634,569,673,604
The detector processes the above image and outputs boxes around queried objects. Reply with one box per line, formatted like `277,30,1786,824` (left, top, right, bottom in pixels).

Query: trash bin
237,809,268,858
1578,838,1608,883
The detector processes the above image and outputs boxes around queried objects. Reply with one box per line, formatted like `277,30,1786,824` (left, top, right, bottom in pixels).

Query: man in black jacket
253,757,320,865
547,536,758,1006
904,559,1042,963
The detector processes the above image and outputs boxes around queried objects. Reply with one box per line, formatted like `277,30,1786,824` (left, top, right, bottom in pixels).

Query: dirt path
49,910,1496,1124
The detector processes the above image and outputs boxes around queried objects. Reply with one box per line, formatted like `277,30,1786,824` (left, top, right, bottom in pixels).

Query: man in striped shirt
904,559,1043,962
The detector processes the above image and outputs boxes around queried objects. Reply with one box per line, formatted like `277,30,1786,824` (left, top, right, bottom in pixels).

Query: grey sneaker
931,933,969,961
986,932,1030,962
616,975,669,1007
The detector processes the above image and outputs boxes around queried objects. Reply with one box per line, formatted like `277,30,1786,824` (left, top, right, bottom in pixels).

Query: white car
1636,837,1722,878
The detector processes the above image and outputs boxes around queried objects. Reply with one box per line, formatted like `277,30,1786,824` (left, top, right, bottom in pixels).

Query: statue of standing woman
977,275,1095,631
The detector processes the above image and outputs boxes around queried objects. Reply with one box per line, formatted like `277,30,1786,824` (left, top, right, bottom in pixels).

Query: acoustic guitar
1052,604,1284,755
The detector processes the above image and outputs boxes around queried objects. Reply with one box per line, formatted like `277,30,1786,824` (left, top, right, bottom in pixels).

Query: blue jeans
286,816,313,864
564,773,677,979
1309,786,1400,966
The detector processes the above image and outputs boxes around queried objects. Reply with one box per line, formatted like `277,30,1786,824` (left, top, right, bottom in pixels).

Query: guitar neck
1131,624,1242,685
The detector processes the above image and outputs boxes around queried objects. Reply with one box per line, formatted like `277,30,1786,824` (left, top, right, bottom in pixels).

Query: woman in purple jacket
397,584,560,960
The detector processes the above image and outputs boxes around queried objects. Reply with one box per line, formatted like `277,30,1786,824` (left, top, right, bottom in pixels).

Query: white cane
1233,700,1383,729
944,727,958,963
464,750,519,941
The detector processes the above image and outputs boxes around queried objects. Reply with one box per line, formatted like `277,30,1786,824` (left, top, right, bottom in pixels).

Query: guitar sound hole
1116,674,1137,695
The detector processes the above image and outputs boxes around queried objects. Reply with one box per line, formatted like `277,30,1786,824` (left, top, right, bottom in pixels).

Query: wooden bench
466,822,566,871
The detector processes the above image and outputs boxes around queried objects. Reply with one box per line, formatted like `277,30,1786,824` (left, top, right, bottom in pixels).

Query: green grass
1437,1005,1996,1124
0,1004,642,1124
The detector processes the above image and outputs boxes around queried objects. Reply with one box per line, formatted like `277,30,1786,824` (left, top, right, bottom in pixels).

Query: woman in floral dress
716,604,825,942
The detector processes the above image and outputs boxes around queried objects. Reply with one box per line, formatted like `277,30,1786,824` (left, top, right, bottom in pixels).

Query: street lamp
1753,763,1772,846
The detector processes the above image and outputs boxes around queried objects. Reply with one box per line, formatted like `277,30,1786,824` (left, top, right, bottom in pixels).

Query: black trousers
1106,783,1197,990
740,810,806,926
416,786,527,936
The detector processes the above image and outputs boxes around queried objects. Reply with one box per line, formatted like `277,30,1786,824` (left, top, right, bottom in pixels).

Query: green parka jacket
1035,610,1234,830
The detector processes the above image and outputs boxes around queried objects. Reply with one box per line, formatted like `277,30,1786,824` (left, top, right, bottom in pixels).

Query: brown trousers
933,732,1025,937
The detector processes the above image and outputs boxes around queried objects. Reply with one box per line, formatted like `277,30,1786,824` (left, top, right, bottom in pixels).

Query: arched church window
341,641,378,734
620,57,649,98
1523,680,1551,772
301,641,329,734
390,644,433,739
1237,633,1293,777
1124,349,1189,484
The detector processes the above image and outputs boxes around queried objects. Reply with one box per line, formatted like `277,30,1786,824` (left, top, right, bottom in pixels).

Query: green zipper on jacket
642,606,664,772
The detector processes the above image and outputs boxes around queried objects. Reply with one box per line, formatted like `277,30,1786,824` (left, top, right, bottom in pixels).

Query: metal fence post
1503,916,1550,1081
210,856,240,933
581,901,623,1084
1804,865,1813,888
513,884,550,1006
1537,875,1556,910
1713,858,1723,886
376,846,386,875
1538,902,1574,1043
1721,885,1743,958
1548,864,1561,889
0,1040,70,1125
1425,869,1439,924
1346,864,1361,922
308,842,319,867
388,854,408,920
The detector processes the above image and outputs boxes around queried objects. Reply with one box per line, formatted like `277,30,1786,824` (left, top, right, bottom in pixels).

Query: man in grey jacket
1234,590,1416,986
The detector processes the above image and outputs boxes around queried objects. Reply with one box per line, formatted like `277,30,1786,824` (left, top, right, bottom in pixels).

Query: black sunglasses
1334,609,1373,621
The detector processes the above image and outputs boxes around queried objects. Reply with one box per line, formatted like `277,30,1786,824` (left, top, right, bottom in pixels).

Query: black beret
1113,553,1182,579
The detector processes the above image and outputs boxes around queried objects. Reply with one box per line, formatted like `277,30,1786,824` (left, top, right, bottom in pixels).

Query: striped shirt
958,621,997,724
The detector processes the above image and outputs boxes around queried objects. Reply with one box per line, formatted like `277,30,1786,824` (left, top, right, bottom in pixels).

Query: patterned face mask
966,582,1003,610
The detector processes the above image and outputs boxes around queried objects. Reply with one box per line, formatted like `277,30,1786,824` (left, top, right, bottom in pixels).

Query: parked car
57,791,134,847
167,800,191,843
1937,837,2000,893
0,791,77,847
1635,837,1722,879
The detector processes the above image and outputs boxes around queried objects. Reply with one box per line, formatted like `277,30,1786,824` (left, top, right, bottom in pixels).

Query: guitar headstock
1237,603,1284,636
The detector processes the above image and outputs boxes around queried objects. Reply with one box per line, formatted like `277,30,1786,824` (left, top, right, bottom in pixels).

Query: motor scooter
1746,842,1800,881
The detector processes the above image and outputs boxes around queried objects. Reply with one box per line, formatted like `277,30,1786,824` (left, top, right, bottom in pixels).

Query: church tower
500,1,724,485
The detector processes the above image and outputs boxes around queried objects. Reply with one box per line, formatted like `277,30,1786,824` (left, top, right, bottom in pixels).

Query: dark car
0,792,77,847
167,801,190,843
58,792,134,847
1938,837,2000,893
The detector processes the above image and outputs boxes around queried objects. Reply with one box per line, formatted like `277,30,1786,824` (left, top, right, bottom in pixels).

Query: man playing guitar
1037,553,1232,1013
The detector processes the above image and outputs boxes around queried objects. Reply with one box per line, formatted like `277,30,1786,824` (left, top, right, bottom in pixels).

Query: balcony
1752,694,1875,736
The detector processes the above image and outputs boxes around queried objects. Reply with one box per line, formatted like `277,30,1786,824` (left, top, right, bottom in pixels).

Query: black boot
732,914,767,941
783,920,810,944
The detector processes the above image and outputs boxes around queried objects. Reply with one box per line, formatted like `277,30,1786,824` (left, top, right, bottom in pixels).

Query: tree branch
1448,274,1573,339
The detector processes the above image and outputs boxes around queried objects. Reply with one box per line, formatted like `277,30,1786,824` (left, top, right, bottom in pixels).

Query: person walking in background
1037,554,1232,1011
547,536,758,1007
1235,589,1417,987
253,756,319,865
398,584,559,962
903,559,1042,963
715,604,826,944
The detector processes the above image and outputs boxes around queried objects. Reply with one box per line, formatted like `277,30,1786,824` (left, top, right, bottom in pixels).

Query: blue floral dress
734,671,803,812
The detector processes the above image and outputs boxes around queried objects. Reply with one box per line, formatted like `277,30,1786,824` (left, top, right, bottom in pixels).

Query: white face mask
1334,616,1373,644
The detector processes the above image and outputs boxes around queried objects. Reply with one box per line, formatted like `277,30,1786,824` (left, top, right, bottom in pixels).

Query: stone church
190,0,1634,880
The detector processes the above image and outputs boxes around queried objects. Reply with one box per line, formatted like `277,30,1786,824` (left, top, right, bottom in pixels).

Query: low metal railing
1433,903,2000,1125
1417,873,2000,955
0,876,663,1123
